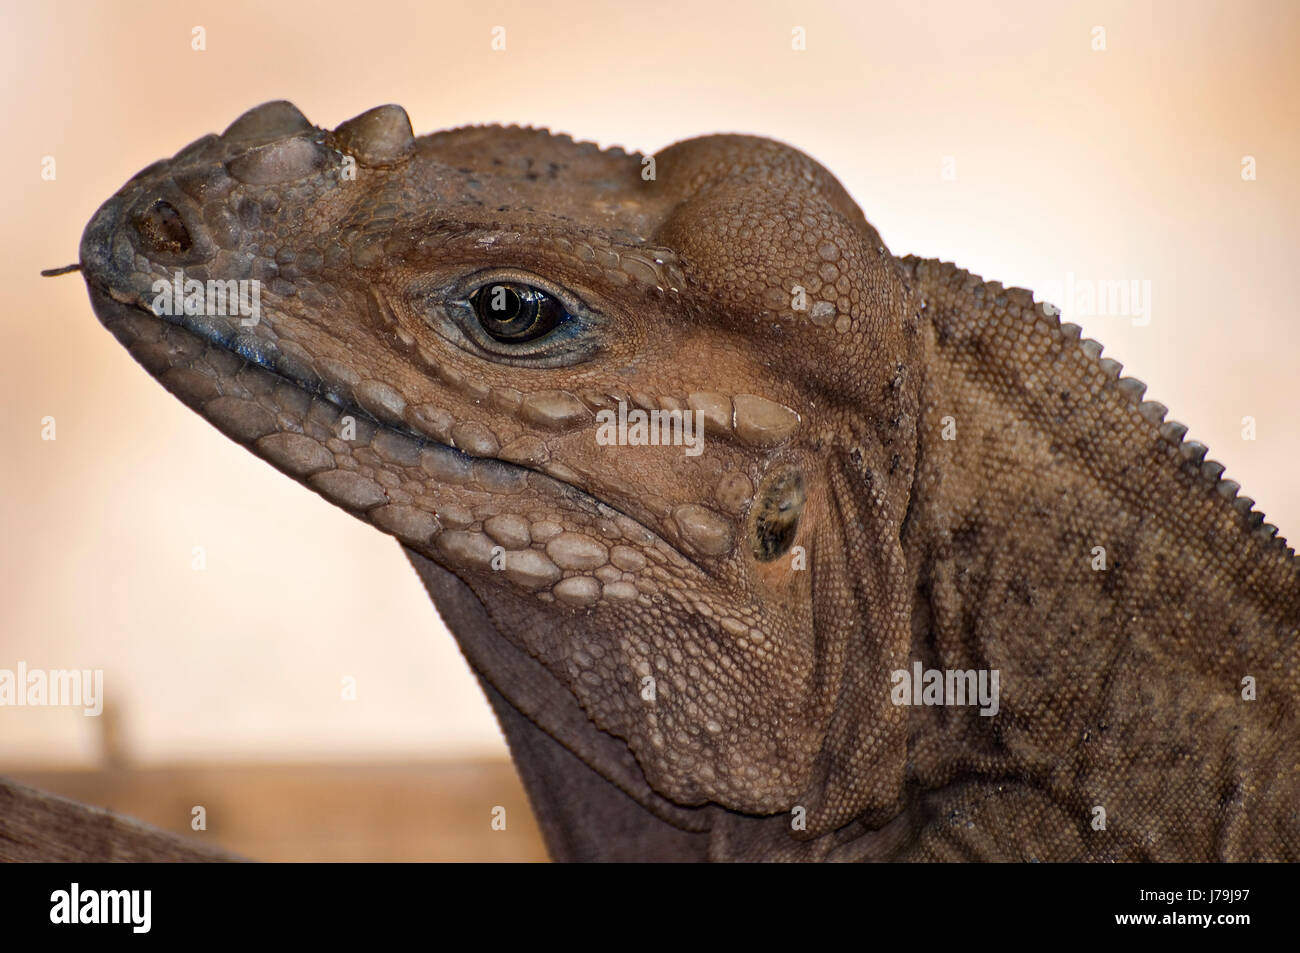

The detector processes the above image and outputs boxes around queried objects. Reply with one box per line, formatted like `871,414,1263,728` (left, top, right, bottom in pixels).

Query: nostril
135,200,192,254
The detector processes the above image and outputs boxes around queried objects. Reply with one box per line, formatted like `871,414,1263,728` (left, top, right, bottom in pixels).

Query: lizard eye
470,282,568,343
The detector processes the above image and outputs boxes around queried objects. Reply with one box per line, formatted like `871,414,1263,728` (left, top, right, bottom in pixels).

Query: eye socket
470,282,568,343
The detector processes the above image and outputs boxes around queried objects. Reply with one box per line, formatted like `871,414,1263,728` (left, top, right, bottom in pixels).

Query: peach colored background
3,0,1297,767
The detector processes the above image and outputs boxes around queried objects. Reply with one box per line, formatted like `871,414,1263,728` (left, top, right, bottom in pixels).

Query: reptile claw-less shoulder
76,101,1299,861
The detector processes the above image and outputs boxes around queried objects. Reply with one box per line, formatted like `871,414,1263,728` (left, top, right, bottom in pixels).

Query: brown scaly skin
77,101,1299,861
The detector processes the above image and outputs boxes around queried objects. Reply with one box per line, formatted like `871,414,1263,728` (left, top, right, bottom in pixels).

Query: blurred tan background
2,0,1296,860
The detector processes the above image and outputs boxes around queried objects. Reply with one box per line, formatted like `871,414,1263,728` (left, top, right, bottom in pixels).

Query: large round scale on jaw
750,468,806,562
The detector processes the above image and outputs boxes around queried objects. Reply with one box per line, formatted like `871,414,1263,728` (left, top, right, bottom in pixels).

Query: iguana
67,101,1298,861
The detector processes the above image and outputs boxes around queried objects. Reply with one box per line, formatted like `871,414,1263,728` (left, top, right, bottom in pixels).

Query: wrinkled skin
79,102,1299,861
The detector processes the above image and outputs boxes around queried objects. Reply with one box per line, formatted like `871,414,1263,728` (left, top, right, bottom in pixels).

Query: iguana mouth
81,271,702,603
84,271,536,479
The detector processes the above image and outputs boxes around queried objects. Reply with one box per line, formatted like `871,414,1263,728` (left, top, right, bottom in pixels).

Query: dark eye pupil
471,283,565,343
489,286,522,321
